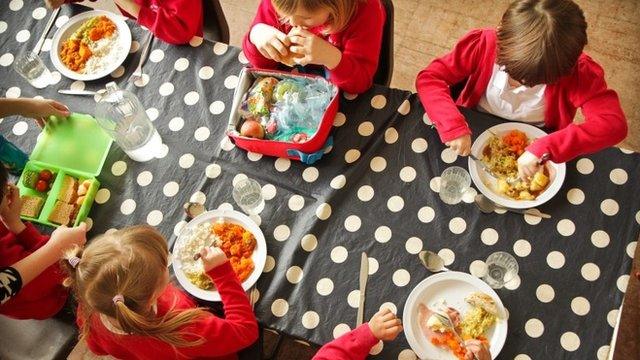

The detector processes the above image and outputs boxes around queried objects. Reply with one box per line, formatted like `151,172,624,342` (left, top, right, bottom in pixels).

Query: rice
82,30,124,74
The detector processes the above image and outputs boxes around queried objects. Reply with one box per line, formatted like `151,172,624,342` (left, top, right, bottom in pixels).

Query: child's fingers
36,117,46,128
268,39,289,57
264,44,283,61
384,318,402,327
380,311,395,322
288,35,305,45
293,55,310,66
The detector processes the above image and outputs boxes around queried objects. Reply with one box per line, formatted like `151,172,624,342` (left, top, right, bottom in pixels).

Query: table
2,3,639,359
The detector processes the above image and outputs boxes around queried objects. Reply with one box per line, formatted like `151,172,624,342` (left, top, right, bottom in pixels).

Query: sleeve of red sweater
527,56,628,163
0,222,49,266
313,324,379,360
415,29,483,143
241,0,282,70
134,0,202,45
181,261,259,357
328,0,385,94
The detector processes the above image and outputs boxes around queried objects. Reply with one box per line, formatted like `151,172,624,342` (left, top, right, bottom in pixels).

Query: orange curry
60,16,116,72
212,222,256,282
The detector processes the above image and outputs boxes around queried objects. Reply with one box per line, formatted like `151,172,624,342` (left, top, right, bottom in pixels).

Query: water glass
13,52,52,89
232,178,265,215
439,166,471,204
483,251,519,289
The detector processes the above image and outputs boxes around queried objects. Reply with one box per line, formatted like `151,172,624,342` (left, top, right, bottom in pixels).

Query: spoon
475,194,551,219
419,250,449,272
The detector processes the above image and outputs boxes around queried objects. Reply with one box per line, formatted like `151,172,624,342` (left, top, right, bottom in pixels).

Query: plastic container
17,113,112,227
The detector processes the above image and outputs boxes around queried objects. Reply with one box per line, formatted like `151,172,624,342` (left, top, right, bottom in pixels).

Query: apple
240,120,265,139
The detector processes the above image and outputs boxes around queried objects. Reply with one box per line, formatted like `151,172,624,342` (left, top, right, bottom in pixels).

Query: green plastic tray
17,113,112,227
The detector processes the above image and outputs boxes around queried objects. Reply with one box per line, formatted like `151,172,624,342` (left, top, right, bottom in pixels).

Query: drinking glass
439,166,471,204
232,178,264,215
483,251,519,289
13,52,52,89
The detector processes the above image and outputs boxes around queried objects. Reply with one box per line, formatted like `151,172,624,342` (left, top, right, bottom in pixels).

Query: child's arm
313,308,402,360
415,29,484,145
183,247,259,357
526,56,628,163
113,0,202,45
0,98,70,127
242,0,287,69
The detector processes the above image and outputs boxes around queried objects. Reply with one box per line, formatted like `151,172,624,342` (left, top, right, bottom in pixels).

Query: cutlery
469,153,518,184
356,252,368,326
419,250,449,273
130,33,153,82
33,8,60,55
475,194,551,218
432,311,478,360
58,89,98,96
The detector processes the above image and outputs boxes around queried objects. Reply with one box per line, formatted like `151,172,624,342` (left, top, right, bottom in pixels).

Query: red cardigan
242,0,385,94
66,0,202,45
79,262,258,360
313,324,379,360
416,28,628,163
0,222,68,319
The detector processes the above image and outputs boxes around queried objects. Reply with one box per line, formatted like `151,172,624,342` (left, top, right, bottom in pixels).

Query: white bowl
468,123,566,209
172,209,266,302
402,272,508,360
50,10,132,81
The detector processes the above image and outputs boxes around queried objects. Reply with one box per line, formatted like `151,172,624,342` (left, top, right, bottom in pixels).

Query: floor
72,1,638,359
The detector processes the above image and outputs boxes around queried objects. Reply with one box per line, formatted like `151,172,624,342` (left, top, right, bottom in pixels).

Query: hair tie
112,294,124,305
68,256,81,268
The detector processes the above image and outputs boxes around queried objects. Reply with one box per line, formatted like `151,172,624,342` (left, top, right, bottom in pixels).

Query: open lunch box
226,67,339,165
17,113,112,227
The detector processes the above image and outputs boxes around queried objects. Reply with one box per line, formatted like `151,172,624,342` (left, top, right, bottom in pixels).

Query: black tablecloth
2,3,640,360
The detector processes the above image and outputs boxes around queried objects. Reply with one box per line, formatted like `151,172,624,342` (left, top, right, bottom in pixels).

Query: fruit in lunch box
20,195,44,218
48,200,75,226
35,180,48,192
57,175,78,203
22,170,39,189
77,179,92,195
38,170,53,182
240,120,265,139
76,195,86,206
292,133,308,143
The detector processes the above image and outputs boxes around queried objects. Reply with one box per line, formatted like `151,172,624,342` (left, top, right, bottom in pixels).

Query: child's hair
62,225,208,348
271,0,366,33
497,0,587,86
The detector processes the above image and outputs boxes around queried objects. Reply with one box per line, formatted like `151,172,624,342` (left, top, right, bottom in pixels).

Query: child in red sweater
48,0,202,45
0,168,87,319
416,0,627,179
243,0,385,94
62,225,258,360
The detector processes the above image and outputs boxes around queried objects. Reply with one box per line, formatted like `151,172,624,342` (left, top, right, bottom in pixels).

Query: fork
129,33,153,82
432,311,479,360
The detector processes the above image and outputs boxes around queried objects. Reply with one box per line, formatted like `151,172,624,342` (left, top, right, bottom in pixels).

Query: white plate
172,209,267,302
50,10,132,81
468,123,566,209
402,272,508,360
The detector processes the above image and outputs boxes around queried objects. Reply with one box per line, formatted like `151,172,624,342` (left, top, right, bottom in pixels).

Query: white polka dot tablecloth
2,3,640,360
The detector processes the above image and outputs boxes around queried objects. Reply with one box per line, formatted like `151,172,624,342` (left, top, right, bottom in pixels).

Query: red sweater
313,324,379,360
66,0,202,45
416,28,628,163
79,262,258,360
0,222,68,319
242,0,385,94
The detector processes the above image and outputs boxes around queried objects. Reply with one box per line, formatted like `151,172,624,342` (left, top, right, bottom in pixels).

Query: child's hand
16,98,70,128
464,339,491,360
445,134,471,156
47,223,88,255
289,27,342,69
0,184,24,233
45,0,65,9
517,151,541,180
367,308,403,341
200,246,228,272
250,24,291,63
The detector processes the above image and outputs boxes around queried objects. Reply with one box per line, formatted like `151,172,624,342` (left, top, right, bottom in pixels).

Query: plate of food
403,272,508,360
50,10,131,81
172,209,267,302
468,123,566,209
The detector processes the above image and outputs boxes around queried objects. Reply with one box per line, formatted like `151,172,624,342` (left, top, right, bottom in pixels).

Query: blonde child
416,0,627,179
61,225,258,359
243,0,385,94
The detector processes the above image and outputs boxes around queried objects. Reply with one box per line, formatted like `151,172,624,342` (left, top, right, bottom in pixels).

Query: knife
356,252,368,326
58,89,98,96
33,8,60,55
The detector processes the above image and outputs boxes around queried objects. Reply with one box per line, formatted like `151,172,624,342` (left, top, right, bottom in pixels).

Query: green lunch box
17,113,113,227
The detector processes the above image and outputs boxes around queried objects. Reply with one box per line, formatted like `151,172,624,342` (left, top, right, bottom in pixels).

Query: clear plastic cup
232,178,264,215
439,166,471,204
13,52,52,89
483,251,519,289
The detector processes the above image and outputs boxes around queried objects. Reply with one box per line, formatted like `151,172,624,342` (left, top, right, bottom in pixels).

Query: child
62,225,259,359
0,97,70,128
416,0,627,179
0,163,87,319
243,0,385,94
48,0,202,45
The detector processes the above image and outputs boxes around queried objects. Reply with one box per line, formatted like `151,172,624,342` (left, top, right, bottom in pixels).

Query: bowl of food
172,209,267,301
468,123,566,209
50,10,131,81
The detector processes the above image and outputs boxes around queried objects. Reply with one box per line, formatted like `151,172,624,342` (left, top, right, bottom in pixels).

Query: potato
497,179,510,194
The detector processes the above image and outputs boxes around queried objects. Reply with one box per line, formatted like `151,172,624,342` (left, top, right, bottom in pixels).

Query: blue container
0,134,28,175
